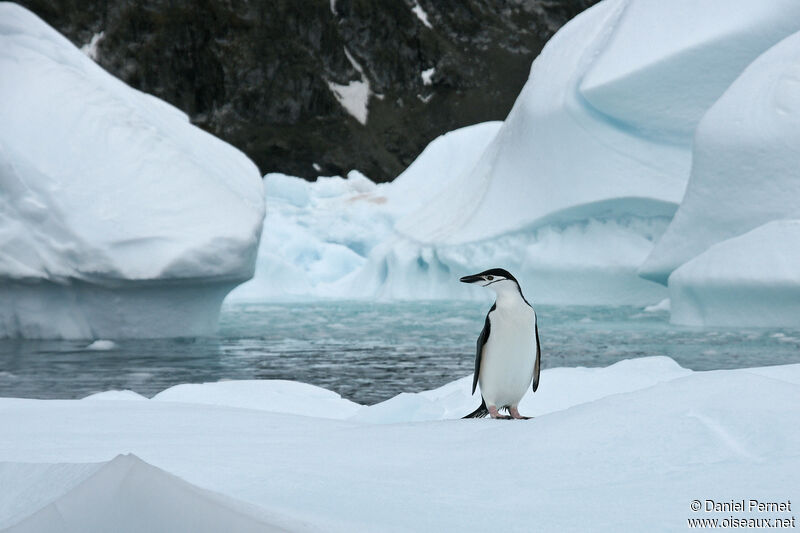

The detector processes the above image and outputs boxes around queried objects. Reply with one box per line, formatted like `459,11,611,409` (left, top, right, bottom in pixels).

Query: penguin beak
459,274,484,284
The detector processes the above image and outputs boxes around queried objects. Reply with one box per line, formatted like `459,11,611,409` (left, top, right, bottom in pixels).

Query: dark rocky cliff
18,0,597,181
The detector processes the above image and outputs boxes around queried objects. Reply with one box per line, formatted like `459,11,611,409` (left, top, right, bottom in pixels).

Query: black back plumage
471,302,495,395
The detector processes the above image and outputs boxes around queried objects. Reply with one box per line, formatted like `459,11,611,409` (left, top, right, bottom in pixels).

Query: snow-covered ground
0,4,264,339
1,357,798,531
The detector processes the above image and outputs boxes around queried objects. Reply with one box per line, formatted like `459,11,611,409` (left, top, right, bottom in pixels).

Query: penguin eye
486,275,494,281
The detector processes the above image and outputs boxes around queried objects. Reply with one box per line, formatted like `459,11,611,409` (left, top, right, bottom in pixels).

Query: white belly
479,304,537,408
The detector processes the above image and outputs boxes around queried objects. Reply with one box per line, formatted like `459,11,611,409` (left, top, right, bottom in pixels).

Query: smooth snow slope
669,220,800,327
1,358,798,532
3,455,310,533
397,0,800,246
0,4,264,338
640,29,800,283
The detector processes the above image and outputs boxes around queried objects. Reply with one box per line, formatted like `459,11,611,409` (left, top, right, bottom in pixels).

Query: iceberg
669,220,800,327
232,0,800,306
640,30,800,283
1,357,799,531
0,4,264,338
227,122,502,302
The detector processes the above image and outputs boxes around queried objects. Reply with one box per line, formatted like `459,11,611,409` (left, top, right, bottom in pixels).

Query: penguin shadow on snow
459,269,540,420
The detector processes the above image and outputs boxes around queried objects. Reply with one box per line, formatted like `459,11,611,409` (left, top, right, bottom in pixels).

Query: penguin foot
509,407,531,420
488,406,512,419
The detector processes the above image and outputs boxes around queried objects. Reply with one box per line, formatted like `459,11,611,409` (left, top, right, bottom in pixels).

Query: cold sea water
0,301,798,404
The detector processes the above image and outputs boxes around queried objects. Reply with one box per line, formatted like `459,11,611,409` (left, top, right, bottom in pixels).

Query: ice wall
346,0,800,304
227,0,800,310
669,220,800,327
396,0,800,246
640,30,800,283
0,4,264,338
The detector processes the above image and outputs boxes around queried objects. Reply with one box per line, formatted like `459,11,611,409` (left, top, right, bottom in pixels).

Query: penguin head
459,268,520,292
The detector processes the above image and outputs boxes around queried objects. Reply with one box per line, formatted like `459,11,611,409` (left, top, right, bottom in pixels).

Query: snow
421,67,435,85
1,357,798,531
640,29,800,284
326,48,371,125
395,0,800,248
3,454,309,532
579,0,800,141
396,0,688,247
79,30,104,61
411,2,432,29
669,220,800,327
0,4,264,339
83,390,147,401
152,379,361,419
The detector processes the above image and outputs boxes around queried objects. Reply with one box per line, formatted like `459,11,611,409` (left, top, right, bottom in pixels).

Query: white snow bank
83,390,147,401
384,121,502,215
641,30,800,283
396,0,800,247
669,220,800,327
0,460,102,530
580,0,800,141
153,379,361,419
353,356,691,423
0,4,264,338
2,454,311,533
1,358,799,531
396,0,690,246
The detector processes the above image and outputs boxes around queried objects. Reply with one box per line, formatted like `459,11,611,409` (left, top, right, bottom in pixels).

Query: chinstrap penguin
460,268,541,419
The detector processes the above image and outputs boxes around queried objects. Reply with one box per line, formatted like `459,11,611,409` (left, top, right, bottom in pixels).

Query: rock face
16,0,598,181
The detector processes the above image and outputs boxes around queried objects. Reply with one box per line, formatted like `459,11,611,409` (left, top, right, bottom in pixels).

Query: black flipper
532,318,541,392
462,399,489,419
472,303,495,395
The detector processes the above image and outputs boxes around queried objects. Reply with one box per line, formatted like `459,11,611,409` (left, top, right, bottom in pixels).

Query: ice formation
232,0,800,307
226,123,502,302
641,30,800,283
0,4,264,338
3,454,302,533
1,357,799,531
669,221,800,327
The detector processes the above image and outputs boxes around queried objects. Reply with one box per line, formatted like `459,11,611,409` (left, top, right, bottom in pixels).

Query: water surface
1,302,798,404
